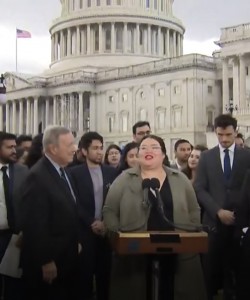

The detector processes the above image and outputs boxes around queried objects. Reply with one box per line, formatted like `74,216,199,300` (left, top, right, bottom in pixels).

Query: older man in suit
194,114,250,300
20,126,80,300
0,132,28,300
69,132,117,300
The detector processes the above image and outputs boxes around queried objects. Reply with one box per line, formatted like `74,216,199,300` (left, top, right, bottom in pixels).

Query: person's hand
217,209,235,225
42,261,57,284
91,220,106,236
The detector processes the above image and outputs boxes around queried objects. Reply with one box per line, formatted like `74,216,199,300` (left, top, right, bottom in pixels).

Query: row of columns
222,55,247,112
64,0,173,15
1,93,88,136
51,23,183,61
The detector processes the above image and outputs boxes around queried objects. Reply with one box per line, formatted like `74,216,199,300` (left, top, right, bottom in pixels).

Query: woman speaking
103,135,206,300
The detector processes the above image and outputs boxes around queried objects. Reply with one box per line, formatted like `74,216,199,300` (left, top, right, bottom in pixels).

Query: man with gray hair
20,125,80,300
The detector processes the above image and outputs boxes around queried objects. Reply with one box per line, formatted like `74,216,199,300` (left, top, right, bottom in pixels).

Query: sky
0,0,250,74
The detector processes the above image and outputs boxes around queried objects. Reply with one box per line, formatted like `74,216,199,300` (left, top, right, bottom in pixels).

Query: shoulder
68,163,87,175
14,163,28,173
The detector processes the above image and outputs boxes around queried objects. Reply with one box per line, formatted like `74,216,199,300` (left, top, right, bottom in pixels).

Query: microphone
142,178,151,208
150,178,203,232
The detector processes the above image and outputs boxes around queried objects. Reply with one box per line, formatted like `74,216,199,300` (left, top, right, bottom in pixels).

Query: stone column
233,57,240,108
53,96,57,124
0,105,3,131
26,99,31,134
157,26,162,56
61,95,65,126
123,23,128,53
177,33,181,56
111,22,115,53
67,28,71,56
76,26,81,55
60,30,64,58
87,24,91,54
12,101,16,133
173,31,176,57
180,35,183,55
99,23,103,53
222,58,229,113
69,93,74,130
6,102,10,132
19,100,24,134
78,92,83,133
34,97,39,135
136,23,140,54
166,28,170,57
55,32,58,60
148,24,151,54
51,35,55,61
45,98,50,127
239,55,246,108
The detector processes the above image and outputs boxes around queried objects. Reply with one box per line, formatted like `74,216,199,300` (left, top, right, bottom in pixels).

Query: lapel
82,164,95,200
43,157,76,205
228,145,239,186
213,146,225,181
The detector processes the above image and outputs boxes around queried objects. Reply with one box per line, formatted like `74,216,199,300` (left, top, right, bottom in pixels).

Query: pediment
4,72,33,91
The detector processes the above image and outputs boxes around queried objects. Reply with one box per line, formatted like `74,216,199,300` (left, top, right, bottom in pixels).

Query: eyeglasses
136,131,151,136
139,146,162,152
108,151,120,156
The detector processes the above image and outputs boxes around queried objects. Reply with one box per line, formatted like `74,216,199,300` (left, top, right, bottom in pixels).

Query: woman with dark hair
182,145,208,183
103,135,206,300
104,144,122,169
25,133,44,168
118,142,138,173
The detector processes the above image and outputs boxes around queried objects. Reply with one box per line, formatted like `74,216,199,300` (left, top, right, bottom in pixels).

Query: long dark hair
118,142,138,173
104,144,122,165
25,134,43,168
182,145,208,179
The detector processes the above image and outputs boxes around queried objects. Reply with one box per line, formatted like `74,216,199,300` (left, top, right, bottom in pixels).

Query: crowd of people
0,115,250,300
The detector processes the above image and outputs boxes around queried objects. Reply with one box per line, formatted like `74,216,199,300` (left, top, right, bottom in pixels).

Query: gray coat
103,166,207,300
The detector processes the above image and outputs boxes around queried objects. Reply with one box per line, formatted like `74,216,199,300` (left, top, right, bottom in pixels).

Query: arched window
108,115,115,133
121,111,129,132
157,108,166,130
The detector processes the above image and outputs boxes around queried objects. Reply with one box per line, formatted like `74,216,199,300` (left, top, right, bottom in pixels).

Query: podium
110,231,208,255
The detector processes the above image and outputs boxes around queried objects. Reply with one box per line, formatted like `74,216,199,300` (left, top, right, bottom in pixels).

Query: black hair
16,134,32,146
104,144,122,165
0,132,16,147
236,133,244,142
139,134,166,156
132,121,150,135
214,114,237,130
118,142,139,172
80,131,103,150
25,134,43,168
174,139,193,152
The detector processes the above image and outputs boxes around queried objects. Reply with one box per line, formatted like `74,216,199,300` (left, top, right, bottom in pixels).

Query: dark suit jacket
237,170,250,228
20,156,79,275
194,145,250,227
69,163,117,230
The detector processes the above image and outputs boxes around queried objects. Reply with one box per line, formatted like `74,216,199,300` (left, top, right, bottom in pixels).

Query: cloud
183,38,220,57
0,26,51,74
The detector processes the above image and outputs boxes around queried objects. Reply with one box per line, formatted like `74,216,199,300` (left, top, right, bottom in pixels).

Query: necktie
223,149,231,181
59,168,75,201
1,166,14,230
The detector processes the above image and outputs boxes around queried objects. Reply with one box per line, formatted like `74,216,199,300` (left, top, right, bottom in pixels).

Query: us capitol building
2,0,250,156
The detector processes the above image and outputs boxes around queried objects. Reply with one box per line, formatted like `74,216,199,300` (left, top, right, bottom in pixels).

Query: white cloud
0,26,51,74
183,38,221,57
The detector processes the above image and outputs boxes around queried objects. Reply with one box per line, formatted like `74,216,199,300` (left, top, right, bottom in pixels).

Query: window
207,111,213,127
146,0,150,8
172,105,182,128
87,0,91,7
154,0,157,9
174,85,181,95
107,0,111,5
127,28,133,52
157,109,165,130
121,114,128,132
72,0,75,10
97,0,101,5
116,27,123,51
79,0,83,8
158,88,164,96
208,86,213,94
94,28,99,51
105,28,111,51
139,28,143,46
122,94,128,102
109,95,114,103
117,0,122,4
108,116,114,132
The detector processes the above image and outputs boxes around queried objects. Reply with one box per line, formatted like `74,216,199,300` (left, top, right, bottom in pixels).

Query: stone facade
2,0,250,156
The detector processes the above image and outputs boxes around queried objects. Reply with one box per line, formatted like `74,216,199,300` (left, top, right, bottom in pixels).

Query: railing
220,22,250,40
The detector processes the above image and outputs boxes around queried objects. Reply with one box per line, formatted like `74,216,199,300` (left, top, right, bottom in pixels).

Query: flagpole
15,28,18,72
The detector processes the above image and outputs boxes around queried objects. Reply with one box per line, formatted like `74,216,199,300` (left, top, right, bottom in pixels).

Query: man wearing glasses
132,121,151,144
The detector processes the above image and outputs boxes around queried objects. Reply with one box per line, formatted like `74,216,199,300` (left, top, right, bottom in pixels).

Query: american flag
16,28,31,38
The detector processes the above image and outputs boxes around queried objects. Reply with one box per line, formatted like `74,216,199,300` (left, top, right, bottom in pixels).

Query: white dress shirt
0,164,9,230
218,143,235,171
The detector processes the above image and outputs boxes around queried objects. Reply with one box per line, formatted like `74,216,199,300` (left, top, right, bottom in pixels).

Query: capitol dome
49,0,185,72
